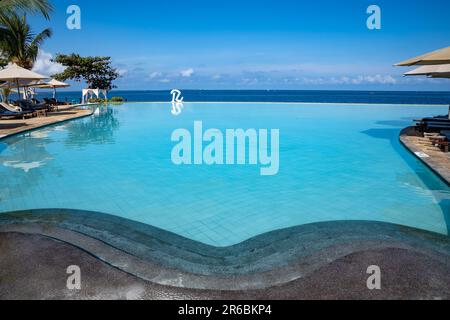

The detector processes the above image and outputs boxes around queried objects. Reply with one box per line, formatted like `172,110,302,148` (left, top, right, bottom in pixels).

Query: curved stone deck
1,209,450,299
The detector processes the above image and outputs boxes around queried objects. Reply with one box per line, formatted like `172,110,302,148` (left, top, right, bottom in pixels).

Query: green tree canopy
0,55,8,68
0,12,52,69
0,0,53,20
53,54,120,91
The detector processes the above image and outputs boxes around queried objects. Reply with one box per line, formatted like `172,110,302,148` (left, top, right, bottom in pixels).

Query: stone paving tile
400,127,450,185
0,105,94,138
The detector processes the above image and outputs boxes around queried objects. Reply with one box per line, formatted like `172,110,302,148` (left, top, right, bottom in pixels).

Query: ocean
31,90,450,105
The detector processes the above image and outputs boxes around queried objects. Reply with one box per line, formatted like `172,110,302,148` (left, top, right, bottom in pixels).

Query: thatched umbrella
0,64,47,100
395,46,450,66
34,79,70,99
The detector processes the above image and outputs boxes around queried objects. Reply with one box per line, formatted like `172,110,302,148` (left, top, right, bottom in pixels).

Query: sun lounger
44,98,59,105
429,135,446,142
427,123,450,128
43,98,60,111
0,105,32,119
428,130,450,153
436,140,450,153
424,132,440,137
428,130,450,140
0,102,22,113
18,100,50,115
415,115,450,130
416,118,450,132
415,116,450,122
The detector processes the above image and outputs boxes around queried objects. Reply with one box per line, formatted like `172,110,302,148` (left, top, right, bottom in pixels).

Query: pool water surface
0,102,449,246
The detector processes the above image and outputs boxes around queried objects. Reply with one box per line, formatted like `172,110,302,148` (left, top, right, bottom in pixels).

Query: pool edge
1,209,450,291
399,126,450,186
0,104,95,141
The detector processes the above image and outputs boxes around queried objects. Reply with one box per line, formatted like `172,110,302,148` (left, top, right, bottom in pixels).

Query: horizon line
53,89,450,93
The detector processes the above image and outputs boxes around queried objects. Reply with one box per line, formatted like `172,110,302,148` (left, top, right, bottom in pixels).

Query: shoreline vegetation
88,96,124,104
40,89,450,106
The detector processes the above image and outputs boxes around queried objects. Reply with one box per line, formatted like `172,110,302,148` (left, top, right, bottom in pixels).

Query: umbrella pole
16,79,20,101
53,87,56,99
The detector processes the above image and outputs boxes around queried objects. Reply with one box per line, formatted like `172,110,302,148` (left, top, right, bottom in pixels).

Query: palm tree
0,12,52,69
2,87,12,103
0,0,53,19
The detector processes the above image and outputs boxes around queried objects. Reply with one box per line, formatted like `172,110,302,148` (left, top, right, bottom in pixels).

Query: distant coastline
30,90,450,105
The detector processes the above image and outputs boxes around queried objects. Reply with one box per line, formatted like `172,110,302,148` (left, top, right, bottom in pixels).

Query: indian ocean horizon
30,90,450,105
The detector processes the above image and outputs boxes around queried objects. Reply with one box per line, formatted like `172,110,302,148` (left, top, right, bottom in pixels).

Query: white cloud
117,68,128,76
294,74,397,85
159,78,171,83
180,68,194,78
241,77,259,85
349,75,397,85
32,50,65,76
149,71,162,79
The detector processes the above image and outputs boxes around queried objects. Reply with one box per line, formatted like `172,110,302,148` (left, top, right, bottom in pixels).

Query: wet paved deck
0,105,94,139
1,210,450,300
400,126,450,185
2,232,449,300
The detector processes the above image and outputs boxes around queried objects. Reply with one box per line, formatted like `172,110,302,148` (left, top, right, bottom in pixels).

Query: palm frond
29,27,51,48
0,11,51,68
0,0,53,20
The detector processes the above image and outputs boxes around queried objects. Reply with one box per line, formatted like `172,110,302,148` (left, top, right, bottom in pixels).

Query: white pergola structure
82,89,108,104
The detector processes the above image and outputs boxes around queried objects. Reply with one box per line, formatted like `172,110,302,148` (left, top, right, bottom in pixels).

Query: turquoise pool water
1,102,450,246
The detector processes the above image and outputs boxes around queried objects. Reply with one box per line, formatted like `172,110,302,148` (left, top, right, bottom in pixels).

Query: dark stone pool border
1,209,450,290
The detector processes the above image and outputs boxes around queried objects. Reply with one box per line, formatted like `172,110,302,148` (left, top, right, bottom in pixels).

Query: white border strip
118,101,449,107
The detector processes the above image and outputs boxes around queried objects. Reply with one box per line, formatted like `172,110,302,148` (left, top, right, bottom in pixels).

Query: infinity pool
1,103,449,246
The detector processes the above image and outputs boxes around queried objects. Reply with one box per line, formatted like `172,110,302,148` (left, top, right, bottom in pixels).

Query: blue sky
29,0,450,91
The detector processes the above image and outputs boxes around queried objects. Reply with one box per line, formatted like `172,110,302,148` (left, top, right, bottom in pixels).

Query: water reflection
171,102,184,116
362,120,450,234
0,106,120,172
64,105,120,147
0,131,58,206
375,120,413,127
0,133,55,173
0,105,121,208
361,128,400,141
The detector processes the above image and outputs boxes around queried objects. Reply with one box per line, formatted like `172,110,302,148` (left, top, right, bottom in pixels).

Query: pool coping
399,126,450,186
121,101,449,107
